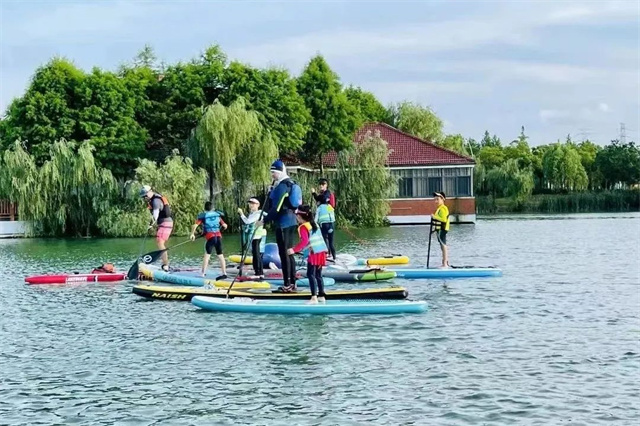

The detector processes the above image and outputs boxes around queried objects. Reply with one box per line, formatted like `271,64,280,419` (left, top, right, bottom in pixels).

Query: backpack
284,179,303,210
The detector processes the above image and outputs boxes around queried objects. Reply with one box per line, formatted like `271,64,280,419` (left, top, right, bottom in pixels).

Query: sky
1,0,638,146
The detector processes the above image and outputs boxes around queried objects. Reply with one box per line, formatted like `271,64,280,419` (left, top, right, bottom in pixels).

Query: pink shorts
156,223,173,242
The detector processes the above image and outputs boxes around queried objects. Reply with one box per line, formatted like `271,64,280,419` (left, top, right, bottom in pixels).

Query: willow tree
190,98,271,202
39,141,116,236
0,140,115,236
333,130,397,227
0,142,43,230
543,143,588,191
485,159,534,206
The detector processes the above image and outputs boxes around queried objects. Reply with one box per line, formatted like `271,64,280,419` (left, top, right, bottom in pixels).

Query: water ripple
0,213,639,424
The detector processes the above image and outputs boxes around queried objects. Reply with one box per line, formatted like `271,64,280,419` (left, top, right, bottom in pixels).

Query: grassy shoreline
477,190,640,214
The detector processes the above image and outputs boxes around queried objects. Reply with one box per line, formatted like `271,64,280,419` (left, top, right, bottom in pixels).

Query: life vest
432,205,450,232
242,211,267,251
298,222,328,255
148,193,172,222
317,204,335,224
199,210,224,233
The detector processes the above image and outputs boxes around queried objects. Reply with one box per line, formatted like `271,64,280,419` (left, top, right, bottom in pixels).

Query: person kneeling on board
91,263,116,274
288,205,328,304
238,197,267,279
431,191,450,268
190,201,228,279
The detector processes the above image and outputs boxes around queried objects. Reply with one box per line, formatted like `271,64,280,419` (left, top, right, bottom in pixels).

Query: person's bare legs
202,254,211,276
218,254,226,276
440,243,449,268
157,239,168,268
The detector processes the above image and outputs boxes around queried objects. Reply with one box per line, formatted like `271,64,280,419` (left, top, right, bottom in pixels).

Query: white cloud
539,103,616,124
539,109,572,124
229,1,638,70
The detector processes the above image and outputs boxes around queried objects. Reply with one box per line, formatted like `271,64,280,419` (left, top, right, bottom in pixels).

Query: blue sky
1,0,638,146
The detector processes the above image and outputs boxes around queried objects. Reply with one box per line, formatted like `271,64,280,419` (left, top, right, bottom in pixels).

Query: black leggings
321,222,336,259
306,263,325,297
251,239,263,276
276,226,297,287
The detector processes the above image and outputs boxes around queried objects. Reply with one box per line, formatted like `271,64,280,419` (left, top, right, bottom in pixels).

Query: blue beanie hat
270,159,285,172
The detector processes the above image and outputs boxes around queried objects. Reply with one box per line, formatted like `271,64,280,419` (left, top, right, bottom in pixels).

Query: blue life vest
317,204,335,224
198,211,223,233
298,222,328,257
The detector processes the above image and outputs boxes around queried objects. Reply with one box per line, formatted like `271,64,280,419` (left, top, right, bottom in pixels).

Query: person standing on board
190,201,229,279
288,205,328,304
431,191,450,268
312,178,337,261
140,185,173,272
259,160,303,292
238,197,267,279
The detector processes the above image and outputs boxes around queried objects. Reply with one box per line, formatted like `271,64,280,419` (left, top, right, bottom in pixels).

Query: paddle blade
140,249,166,265
126,261,140,280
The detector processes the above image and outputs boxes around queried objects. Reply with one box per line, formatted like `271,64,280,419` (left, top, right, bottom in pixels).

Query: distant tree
504,126,533,169
344,85,388,123
0,58,84,162
441,133,466,155
576,140,601,189
221,61,310,154
296,55,359,170
146,45,228,158
478,146,505,170
74,68,148,177
480,130,502,148
485,159,534,205
542,143,588,191
595,140,640,189
387,101,443,143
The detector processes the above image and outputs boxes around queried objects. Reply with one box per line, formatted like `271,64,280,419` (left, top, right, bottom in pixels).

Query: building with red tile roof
289,122,477,224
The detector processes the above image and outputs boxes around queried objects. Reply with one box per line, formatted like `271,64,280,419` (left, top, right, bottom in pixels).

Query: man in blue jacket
261,159,302,292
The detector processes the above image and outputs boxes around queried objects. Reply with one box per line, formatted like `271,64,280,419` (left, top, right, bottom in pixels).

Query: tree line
0,43,638,235
471,127,640,210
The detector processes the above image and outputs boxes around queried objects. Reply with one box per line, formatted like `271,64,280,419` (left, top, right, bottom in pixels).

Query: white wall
0,221,27,238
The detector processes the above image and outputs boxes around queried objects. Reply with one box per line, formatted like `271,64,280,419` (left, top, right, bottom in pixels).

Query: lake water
1,213,639,425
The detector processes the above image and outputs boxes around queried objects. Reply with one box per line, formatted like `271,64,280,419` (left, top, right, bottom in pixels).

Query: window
443,177,456,196
398,177,413,198
392,167,473,198
428,177,442,194
457,176,471,196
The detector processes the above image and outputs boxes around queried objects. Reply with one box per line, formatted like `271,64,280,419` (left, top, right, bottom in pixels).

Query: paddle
226,183,274,297
426,219,434,269
126,235,202,280
126,231,151,280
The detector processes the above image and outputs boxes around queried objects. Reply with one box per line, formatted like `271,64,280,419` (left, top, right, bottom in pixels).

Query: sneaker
216,274,228,280
318,296,326,304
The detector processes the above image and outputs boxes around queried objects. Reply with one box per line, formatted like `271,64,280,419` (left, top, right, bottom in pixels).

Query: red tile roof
320,123,474,167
